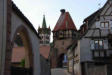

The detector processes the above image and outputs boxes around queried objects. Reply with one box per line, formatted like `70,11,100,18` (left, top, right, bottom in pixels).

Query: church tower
38,15,51,45
50,9,78,68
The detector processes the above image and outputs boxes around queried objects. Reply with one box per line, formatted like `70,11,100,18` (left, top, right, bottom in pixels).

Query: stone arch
12,26,34,68
4,25,34,75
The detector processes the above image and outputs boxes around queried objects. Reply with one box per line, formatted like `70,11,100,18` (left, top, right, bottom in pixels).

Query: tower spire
42,15,47,28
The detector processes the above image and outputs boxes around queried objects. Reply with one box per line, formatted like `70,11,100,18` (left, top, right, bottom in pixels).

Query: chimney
60,9,65,14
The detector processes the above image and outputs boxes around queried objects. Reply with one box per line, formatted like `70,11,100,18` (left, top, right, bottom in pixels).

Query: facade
50,9,78,68
71,0,112,75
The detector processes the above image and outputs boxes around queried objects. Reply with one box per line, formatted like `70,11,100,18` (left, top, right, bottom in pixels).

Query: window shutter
104,40,108,49
90,40,94,50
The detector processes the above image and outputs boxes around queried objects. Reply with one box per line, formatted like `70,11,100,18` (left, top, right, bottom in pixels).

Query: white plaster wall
80,38,93,62
11,11,41,75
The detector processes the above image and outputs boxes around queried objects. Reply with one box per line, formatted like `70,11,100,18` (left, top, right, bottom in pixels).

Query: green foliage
20,58,25,68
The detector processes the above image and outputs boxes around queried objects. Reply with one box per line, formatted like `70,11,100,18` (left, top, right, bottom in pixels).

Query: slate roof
53,11,77,32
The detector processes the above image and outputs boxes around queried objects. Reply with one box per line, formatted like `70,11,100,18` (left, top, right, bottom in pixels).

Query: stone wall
40,55,51,75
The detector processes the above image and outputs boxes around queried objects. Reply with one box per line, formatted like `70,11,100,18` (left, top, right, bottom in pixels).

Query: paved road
51,68,71,75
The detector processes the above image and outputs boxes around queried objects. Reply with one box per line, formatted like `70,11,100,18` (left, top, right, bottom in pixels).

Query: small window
100,22,109,28
101,22,105,28
99,40,103,49
105,22,109,28
95,40,99,49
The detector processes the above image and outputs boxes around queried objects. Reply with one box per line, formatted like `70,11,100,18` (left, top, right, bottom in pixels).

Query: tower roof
42,15,47,28
53,10,77,32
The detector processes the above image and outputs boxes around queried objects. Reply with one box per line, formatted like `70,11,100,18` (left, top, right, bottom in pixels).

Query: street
51,68,71,75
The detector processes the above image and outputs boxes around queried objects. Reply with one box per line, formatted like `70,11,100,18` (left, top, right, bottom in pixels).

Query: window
99,40,103,49
59,31,64,38
40,41,43,44
94,40,99,49
66,30,69,38
91,40,104,50
100,22,109,28
69,30,72,37
94,40,103,49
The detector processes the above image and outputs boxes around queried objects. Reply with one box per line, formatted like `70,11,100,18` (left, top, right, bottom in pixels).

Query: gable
101,1,112,16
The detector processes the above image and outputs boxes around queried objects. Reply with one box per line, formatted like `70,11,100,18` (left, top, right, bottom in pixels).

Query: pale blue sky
12,0,107,41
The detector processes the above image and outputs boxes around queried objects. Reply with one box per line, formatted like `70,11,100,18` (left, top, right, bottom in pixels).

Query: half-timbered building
71,0,112,75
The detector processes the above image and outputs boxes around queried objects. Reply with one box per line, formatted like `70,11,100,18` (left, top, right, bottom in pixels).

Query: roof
42,15,47,28
53,11,77,32
79,0,109,38
39,45,50,59
83,0,109,25
11,47,25,63
12,2,40,39
84,8,102,23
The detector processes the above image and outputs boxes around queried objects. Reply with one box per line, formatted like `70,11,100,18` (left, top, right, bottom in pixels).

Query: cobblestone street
51,68,71,75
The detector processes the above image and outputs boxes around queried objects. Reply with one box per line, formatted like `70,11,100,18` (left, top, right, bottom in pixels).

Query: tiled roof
39,45,50,59
53,12,77,32
11,47,25,63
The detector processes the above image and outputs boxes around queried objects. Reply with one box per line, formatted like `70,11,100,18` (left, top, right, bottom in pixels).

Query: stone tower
38,15,51,45
50,9,78,68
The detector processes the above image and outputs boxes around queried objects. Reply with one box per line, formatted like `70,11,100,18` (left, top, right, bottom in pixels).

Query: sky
12,0,107,42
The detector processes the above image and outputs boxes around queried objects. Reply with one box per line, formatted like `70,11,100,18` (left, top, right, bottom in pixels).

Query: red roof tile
53,12,77,32
39,45,50,59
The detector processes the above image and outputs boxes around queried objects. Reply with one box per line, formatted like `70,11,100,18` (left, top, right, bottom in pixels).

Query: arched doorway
57,54,68,68
10,27,33,75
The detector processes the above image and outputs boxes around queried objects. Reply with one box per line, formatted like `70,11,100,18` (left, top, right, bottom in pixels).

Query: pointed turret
42,15,47,28
53,9,77,32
